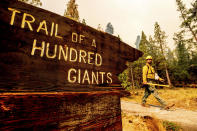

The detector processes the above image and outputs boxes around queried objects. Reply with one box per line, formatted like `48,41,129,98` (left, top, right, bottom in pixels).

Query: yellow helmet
146,55,152,60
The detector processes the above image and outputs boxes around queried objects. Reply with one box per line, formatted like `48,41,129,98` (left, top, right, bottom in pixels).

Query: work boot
164,103,175,110
141,103,150,108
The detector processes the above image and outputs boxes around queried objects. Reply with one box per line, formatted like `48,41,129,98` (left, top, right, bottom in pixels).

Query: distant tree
148,36,164,72
165,48,177,83
120,30,172,89
189,0,197,47
154,22,172,87
128,62,135,90
118,70,131,90
139,31,149,52
173,31,190,82
131,31,149,88
174,0,197,84
189,0,197,21
119,31,147,89
64,0,79,21
176,0,197,43
97,24,103,31
135,35,141,49
189,51,197,81
166,48,175,66
82,19,86,25
18,0,42,6
105,22,114,35
118,35,122,41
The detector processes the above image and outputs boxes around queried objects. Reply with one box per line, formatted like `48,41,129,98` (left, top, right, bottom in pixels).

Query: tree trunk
188,26,197,43
130,65,135,89
164,63,172,88
159,43,173,88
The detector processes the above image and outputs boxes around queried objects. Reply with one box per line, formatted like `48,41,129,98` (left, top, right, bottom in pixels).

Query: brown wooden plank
0,91,122,130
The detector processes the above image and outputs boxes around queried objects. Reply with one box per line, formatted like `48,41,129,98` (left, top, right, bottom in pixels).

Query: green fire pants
142,79,166,107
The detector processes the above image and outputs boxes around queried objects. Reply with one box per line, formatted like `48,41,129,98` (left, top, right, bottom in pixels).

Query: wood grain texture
0,1,142,130
0,91,122,130
0,0,143,92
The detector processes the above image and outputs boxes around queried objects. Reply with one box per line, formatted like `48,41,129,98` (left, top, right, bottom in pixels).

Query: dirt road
121,100,197,131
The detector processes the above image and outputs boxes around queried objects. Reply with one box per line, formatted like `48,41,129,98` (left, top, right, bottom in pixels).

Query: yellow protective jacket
142,63,162,83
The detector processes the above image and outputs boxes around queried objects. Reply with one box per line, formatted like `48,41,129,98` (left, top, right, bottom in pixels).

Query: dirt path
121,100,197,131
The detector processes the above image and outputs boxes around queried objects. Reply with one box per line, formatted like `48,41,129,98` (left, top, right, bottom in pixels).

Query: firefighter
141,55,172,109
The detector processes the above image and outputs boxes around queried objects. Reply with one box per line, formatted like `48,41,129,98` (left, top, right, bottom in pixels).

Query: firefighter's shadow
126,96,134,99
148,104,176,111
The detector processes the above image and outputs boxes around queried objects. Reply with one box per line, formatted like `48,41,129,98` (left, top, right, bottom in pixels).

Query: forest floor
121,88,197,131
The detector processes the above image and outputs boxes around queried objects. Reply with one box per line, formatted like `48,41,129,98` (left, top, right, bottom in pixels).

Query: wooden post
130,65,135,89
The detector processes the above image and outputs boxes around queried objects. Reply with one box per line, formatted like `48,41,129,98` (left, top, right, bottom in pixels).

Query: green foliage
171,0,197,84
118,35,122,41
129,29,169,88
131,31,148,88
154,22,167,46
189,0,197,47
176,0,190,28
189,0,197,22
118,1,197,88
130,30,165,88
148,35,165,72
189,51,197,81
154,22,173,86
153,22,168,64
174,32,190,66
119,18,197,88
118,71,131,90
166,48,175,66
172,30,197,82
176,0,197,43
163,121,182,131
82,19,86,25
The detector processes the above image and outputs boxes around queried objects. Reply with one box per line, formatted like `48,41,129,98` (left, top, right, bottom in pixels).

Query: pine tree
189,0,197,47
82,19,86,25
154,22,172,87
165,48,177,83
148,36,164,72
189,51,197,81
64,0,79,21
118,35,122,41
131,31,149,88
166,48,175,66
173,31,190,81
18,0,42,6
176,0,197,43
189,0,197,21
135,35,141,49
139,31,149,52
105,22,114,35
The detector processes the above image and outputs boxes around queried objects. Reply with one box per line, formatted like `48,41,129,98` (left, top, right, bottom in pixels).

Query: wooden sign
0,0,142,92
0,0,143,130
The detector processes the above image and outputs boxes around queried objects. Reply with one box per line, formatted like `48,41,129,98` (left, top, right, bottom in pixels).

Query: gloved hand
159,78,165,83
